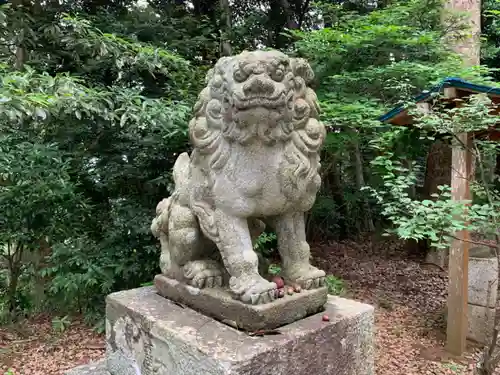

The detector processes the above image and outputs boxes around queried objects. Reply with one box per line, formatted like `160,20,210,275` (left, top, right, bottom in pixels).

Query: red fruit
287,287,294,295
322,314,330,322
293,284,302,293
277,288,285,298
272,276,285,289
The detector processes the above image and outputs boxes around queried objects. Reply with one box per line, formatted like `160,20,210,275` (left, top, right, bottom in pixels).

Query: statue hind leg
152,151,227,289
152,199,227,288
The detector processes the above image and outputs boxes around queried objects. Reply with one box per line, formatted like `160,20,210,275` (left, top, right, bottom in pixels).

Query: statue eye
272,69,284,82
233,69,247,83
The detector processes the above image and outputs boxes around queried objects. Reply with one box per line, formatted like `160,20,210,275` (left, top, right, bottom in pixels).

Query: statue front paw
282,264,326,290
229,275,277,305
183,260,224,288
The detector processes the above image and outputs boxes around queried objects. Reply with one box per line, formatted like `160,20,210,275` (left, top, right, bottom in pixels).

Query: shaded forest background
0,0,499,329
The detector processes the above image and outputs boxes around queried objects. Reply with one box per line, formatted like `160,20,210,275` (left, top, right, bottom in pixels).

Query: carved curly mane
188,52,325,182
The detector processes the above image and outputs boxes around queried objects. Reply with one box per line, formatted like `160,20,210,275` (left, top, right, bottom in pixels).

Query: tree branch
447,234,498,249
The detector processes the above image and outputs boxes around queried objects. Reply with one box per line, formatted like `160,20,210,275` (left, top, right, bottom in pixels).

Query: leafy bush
0,0,497,327
325,275,346,296
253,232,278,258
0,6,197,320
366,94,499,249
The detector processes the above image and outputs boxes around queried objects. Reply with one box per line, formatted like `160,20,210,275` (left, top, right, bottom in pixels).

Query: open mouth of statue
234,91,293,111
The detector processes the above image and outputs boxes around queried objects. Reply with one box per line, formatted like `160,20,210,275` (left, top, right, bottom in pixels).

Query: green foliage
90,5,219,67
367,94,500,249
0,266,34,321
291,0,497,238
0,2,196,320
268,264,282,276
293,2,431,237
410,94,500,134
483,0,500,80
366,165,466,247
0,0,497,327
325,275,346,295
442,362,466,374
52,315,71,334
0,59,193,316
0,139,82,243
253,232,278,258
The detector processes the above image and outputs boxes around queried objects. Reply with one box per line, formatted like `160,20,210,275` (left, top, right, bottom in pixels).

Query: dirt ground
0,236,494,375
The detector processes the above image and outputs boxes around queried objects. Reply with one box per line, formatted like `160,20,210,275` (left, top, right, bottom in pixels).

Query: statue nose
243,76,275,97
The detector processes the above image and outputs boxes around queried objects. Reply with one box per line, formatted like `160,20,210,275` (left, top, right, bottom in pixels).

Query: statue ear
205,68,215,84
172,152,191,187
290,58,315,85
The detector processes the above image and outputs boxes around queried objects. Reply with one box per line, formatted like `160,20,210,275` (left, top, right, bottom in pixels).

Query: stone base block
105,286,374,375
154,274,328,331
467,303,495,344
468,249,498,308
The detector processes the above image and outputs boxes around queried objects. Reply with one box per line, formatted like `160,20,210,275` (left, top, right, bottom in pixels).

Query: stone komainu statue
151,50,326,305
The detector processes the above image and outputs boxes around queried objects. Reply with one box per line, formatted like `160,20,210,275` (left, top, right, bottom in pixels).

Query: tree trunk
443,0,481,66
495,153,500,178
219,0,232,56
12,0,27,70
269,0,300,48
353,137,375,232
330,156,348,240
279,0,294,27
30,237,51,310
297,0,311,29
6,242,24,314
423,140,452,266
8,268,20,313
442,0,482,358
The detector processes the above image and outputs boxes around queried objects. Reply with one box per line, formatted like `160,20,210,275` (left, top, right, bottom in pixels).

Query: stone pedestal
154,274,328,332
467,247,498,344
66,286,374,375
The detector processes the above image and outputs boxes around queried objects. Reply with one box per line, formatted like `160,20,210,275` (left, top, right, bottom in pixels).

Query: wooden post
446,132,473,355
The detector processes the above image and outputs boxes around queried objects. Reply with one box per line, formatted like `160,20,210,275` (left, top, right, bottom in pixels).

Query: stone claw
193,277,205,288
249,290,276,305
230,275,277,305
268,289,276,300
311,277,324,289
283,265,326,290
183,260,224,289
205,276,214,288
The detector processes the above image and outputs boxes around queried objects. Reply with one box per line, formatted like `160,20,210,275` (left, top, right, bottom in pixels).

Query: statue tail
172,152,190,192
151,197,171,238
151,152,191,239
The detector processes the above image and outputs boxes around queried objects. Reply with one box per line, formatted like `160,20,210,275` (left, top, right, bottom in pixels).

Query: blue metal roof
379,77,500,123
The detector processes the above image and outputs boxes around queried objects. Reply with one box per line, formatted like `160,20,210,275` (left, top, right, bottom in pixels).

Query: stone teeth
234,92,288,110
